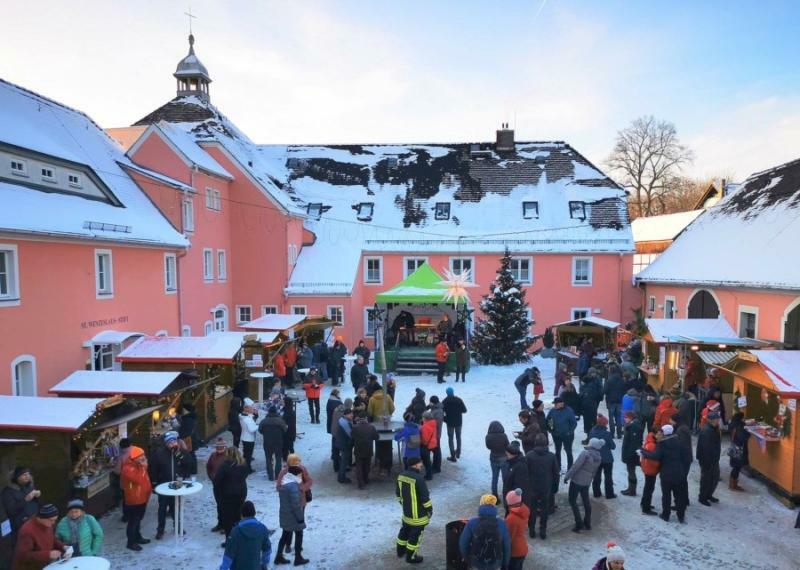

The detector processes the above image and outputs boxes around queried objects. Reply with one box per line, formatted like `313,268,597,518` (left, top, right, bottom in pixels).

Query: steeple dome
174,34,211,102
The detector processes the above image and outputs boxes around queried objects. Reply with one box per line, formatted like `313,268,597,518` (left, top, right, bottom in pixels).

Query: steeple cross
184,6,197,34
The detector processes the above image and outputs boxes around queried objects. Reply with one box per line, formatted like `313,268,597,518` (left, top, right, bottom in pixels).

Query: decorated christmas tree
472,249,534,364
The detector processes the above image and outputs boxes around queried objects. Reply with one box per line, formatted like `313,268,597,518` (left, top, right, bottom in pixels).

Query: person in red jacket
653,398,677,432
504,489,530,570
699,400,720,429
284,344,298,387
420,411,439,481
120,446,152,551
303,369,323,424
435,339,449,384
273,352,287,386
12,503,66,570
639,431,660,515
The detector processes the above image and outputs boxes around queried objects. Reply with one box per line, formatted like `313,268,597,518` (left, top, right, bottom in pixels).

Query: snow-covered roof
50,370,183,396
240,314,306,332
0,79,189,248
0,396,104,431
117,335,243,363
749,350,800,395
638,158,800,290
208,330,281,345
82,330,144,347
150,122,232,180
553,316,620,329
631,209,704,243
645,318,740,344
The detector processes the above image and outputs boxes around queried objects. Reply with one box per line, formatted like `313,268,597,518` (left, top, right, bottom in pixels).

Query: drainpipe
176,166,197,334
618,252,624,324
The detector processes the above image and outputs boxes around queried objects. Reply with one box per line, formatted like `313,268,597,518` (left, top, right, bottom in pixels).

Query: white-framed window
182,198,194,233
522,201,539,219
572,256,592,286
261,305,278,316
95,249,113,298
571,308,591,320
356,202,374,220
288,244,298,266
10,158,27,177
569,201,586,219
68,173,82,188
364,307,376,336
648,296,656,313
92,344,114,371
434,202,451,220
181,325,191,337
10,355,37,396
205,188,221,211
664,296,676,319
213,306,228,331
364,257,383,284
306,203,323,219
40,166,56,183
509,257,533,284
204,321,213,336
404,257,428,278
328,305,344,325
203,248,214,281
0,244,21,306
738,305,759,338
291,305,307,316
217,250,227,281
237,305,253,324
523,308,534,329
450,257,475,282
164,253,177,293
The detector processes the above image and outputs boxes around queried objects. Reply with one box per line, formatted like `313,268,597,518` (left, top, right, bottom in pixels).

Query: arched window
213,306,228,332
687,290,720,319
10,355,36,396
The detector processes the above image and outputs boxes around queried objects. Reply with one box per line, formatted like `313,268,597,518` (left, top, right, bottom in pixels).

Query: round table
45,557,110,570
154,481,203,543
249,372,273,404
284,388,306,403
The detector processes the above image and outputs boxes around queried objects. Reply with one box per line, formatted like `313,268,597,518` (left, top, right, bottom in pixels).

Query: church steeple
174,33,211,102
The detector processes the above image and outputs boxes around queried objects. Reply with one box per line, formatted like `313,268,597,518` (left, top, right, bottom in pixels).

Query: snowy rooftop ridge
638,156,800,290
631,209,705,243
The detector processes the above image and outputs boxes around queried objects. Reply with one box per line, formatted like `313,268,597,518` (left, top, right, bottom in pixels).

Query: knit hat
163,431,179,443
38,504,58,519
287,453,301,467
422,410,433,420
446,387,454,396
505,488,523,506
243,397,255,407
707,411,721,420
661,424,674,436
479,494,498,506
553,397,563,404
588,438,606,450
241,501,256,518
407,456,422,467
596,414,609,427
506,441,522,456
531,400,543,409
12,466,30,481
129,446,145,460
606,541,626,563
67,499,85,511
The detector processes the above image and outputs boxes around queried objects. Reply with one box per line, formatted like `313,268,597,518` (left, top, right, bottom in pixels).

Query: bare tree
606,116,695,218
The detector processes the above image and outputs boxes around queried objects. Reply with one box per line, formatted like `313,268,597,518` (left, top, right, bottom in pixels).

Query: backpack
469,517,502,569
406,431,421,450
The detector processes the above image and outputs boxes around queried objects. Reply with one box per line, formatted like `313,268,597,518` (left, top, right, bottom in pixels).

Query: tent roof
749,350,800,396
375,263,450,304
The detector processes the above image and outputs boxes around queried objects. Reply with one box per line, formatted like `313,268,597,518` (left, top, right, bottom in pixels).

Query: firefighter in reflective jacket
396,456,432,565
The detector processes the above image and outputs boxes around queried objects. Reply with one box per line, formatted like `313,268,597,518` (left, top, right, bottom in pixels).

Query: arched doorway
784,302,800,349
213,306,228,332
687,290,719,319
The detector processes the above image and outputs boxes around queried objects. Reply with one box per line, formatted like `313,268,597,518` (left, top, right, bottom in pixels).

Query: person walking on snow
458,494,511,570
420,411,440,480
514,368,535,410
696,411,722,506
274,466,309,566
589,415,617,499
238,401,259,474
546,397,577,470
454,338,469,382
214,447,249,546
435,338,450,383
579,369,603,444
218,501,271,570
120,446,151,551
352,416,379,489
504,489,529,570
353,339,371,366
485,421,510,499
603,363,626,438
728,412,750,491
639,430,660,515
502,442,530,515
350,356,369,391
620,412,644,497
640,424,691,523
592,541,626,570
564,438,604,533
302,371,323,424
395,457,431,565
394,413,423,469
258,406,288,481
525,433,558,540
514,410,541,455
443,387,467,462
335,409,354,484
406,388,427,424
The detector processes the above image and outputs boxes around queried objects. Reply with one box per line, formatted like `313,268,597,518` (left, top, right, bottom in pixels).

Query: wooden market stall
552,316,620,376
117,335,246,441
642,318,769,393
0,396,146,516
208,331,282,401
0,438,35,568
722,350,800,500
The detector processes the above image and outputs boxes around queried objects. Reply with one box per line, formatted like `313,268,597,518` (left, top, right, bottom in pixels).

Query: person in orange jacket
639,431,660,515
303,368,323,424
504,488,530,570
653,398,677,432
284,344,297,387
435,339,449,384
120,446,152,551
273,352,287,385
420,411,439,480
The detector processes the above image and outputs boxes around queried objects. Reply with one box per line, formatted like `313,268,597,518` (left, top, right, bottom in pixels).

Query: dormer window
522,201,539,219
41,167,56,183
10,159,27,177
68,174,82,188
569,201,586,220
434,202,451,220
356,202,374,221
306,203,323,219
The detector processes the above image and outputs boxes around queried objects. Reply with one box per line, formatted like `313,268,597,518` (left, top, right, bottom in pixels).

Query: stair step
396,368,437,375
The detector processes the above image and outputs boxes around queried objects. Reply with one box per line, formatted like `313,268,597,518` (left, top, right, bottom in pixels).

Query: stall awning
93,405,163,431
644,318,769,347
696,351,738,366
375,263,450,304
553,316,620,330
749,350,800,397
241,314,305,332
82,330,144,348
0,396,104,432
50,371,185,397
209,331,281,345
117,335,243,364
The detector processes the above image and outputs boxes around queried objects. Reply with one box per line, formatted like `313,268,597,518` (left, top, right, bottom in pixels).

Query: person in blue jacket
219,501,271,570
394,413,422,468
546,397,578,470
588,414,617,499
459,494,511,570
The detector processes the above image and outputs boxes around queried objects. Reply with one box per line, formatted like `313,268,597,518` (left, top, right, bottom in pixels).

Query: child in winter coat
592,541,626,569
420,411,439,480
640,431,660,515
504,489,529,570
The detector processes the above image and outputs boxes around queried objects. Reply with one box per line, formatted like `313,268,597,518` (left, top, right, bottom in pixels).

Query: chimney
496,123,515,152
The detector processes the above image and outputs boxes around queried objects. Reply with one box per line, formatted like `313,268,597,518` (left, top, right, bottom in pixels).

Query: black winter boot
397,544,407,558
406,552,424,564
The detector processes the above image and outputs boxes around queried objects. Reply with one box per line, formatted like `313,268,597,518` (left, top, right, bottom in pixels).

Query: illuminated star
439,268,478,308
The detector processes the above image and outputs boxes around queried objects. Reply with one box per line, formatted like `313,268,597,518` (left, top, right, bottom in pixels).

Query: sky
1,0,799,181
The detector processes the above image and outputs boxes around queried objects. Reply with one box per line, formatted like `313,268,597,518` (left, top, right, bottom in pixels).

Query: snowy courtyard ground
101,356,800,569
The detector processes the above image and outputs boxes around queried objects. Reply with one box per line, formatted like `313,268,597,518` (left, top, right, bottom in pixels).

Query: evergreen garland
471,249,534,364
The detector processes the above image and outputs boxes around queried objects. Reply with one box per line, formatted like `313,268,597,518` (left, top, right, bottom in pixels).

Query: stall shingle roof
0,396,104,431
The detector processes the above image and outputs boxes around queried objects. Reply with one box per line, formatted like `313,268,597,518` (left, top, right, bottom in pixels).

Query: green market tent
375,263,452,304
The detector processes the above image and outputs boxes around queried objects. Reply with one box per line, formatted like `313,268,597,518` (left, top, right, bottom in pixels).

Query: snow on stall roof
208,330,280,345
553,316,620,329
0,79,188,248
154,122,232,179
117,335,243,362
645,318,739,344
50,370,182,396
638,158,800,290
240,314,305,332
751,350,800,394
82,330,144,347
631,209,704,243
0,396,104,431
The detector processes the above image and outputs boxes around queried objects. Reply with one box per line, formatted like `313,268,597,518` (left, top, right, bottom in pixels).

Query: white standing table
343,355,357,383
45,557,110,570
249,371,273,404
154,481,203,544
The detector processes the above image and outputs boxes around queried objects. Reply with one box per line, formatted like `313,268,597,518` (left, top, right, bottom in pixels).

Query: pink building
637,158,800,348
0,79,189,396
